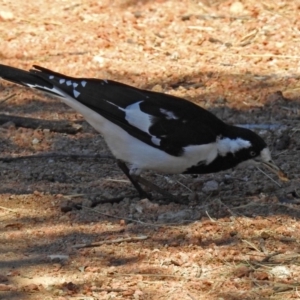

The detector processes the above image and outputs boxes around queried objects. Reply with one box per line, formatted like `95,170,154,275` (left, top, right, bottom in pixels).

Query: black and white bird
0,64,286,199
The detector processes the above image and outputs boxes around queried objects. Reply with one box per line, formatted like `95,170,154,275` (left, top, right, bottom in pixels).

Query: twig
175,179,193,193
231,202,260,210
256,167,282,187
236,124,287,131
183,14,252,21
34,51,91,61
0,205,19,214
199,49,300,59
0,114,82,134
187,293,197,300
159,175,193,193
261,251,283,263
259,238,268,255
273,149,289,158
217,199,238,217
104,178,130,183
110,272,197,279
73,235,148,249
205,210,217,222
187,26,214,31
242,239,262,253
0,152,114,162
0,94,16,106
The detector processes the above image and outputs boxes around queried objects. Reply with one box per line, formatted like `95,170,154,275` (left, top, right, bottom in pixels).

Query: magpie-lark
0,64,287,199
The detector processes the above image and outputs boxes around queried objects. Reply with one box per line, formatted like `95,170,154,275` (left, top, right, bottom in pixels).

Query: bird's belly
100,120,218,174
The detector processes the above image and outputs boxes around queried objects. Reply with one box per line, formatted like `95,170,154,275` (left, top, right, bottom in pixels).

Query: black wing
0,64,226,156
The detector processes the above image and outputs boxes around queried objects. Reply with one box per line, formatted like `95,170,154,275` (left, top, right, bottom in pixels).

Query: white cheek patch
160,108,178,120
217,137,251,156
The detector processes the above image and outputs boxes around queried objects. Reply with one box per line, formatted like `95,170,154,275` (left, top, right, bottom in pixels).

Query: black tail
0,64,67,98
0,64,52,89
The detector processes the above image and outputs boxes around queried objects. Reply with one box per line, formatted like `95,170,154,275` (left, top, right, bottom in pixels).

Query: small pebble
270,266,291,279
202,180,219,193
32,138,40,145
230,2,244,14
0,11,14,21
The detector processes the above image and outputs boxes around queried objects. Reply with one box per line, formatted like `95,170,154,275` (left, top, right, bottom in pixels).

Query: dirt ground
1,0,300,299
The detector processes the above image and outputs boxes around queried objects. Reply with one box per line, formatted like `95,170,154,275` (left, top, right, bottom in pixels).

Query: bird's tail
0,64,63,97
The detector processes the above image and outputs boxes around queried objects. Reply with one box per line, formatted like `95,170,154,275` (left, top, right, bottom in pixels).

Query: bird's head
227,127,288,181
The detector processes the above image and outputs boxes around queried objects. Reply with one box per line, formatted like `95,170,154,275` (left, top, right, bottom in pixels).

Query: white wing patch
124,101,152,133
217,137,251,156
106,100,161,146
160,108,178,120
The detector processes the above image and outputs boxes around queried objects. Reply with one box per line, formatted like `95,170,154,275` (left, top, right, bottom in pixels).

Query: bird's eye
250,151,256,157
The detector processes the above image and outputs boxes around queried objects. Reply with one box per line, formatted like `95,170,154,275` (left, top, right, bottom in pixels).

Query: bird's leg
117,160,183,203
133,176,182,203
116,160,150,199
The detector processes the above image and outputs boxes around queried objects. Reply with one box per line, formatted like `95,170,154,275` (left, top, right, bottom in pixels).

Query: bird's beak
262,160,289,181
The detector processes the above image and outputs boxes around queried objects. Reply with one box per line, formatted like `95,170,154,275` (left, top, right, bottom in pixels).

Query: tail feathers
31,65,75,80
0,64,64,98
0,64,50,88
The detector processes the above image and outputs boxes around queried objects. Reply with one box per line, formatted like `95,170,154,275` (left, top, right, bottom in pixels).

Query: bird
0,64,287,200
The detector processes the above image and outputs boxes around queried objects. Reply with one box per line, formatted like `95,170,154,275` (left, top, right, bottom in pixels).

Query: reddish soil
1,1,300,299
